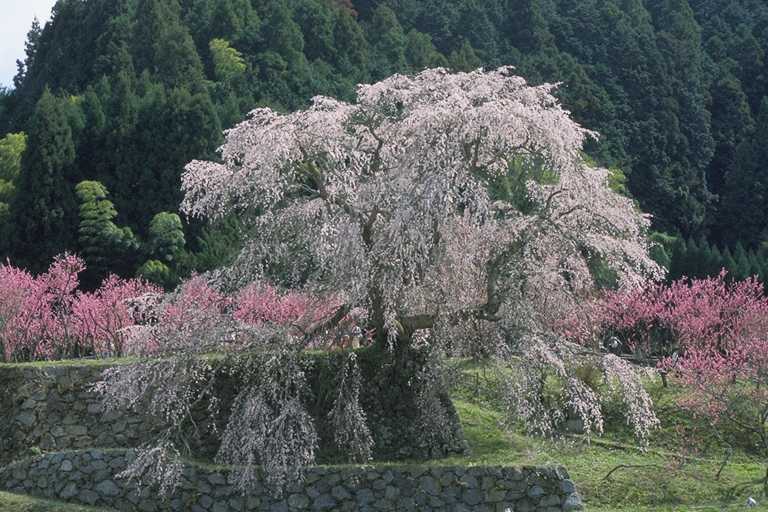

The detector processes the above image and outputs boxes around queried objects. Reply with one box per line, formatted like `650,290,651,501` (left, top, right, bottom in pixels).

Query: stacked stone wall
0,449,583,511
0,348,469,467
0,364,159,466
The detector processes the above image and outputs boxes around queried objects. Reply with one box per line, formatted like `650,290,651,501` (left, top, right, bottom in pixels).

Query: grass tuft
0,492,115,512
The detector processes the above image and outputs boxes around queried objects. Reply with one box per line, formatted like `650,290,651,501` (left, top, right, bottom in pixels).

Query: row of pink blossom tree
561,271,768,482
0,254,159,361
0,254,351,362
560,271,768,360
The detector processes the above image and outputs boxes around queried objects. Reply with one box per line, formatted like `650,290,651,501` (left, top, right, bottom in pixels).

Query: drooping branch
602,464,665,482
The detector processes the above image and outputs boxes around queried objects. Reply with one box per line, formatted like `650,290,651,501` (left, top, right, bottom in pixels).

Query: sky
0,0,57,88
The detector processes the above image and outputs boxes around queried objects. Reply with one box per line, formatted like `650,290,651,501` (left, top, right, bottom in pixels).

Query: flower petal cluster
0,254,159,361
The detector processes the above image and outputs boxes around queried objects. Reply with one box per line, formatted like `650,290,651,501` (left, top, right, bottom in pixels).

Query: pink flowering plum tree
0,254,159,361
97,67,663,494
561,272,768,362
561,272,768,488
660,317,768,492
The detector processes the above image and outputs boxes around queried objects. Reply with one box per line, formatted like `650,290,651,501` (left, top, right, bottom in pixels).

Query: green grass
0,357,133,369
588,506,761,511
445,359,768,511
448,399,768,510
0,492,114,512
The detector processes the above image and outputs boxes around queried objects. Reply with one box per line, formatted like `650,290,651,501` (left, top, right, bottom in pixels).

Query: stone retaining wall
0,364,160,466
0,350,468,467
0,449,584,511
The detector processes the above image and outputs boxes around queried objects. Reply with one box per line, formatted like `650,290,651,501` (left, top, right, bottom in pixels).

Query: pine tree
733,241,752,280
405,30,447,71
685,238,702,278
666,235,689,281
706,74,753,198
649,231,676,272
505,0,552,52
93,0,133,77
255,0,312,107
0,132,27,249
133,0,206,87
13,17,42,89
449,40,483,72
719,97,768,246
10,89,78,271
331,7,369,83
458,2,500,64
295,0,336,63
722,246,738,278
707,244,724,276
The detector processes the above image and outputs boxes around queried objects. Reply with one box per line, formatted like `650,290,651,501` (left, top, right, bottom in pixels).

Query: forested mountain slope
1,0,767,283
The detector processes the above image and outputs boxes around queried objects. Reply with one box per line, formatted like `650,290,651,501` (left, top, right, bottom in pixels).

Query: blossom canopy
182,66,661,347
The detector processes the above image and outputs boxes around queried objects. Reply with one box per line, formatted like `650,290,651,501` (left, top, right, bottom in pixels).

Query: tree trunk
368,283,388,350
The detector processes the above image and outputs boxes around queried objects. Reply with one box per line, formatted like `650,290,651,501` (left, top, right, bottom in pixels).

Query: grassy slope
451,399,766,511
447,361,768,511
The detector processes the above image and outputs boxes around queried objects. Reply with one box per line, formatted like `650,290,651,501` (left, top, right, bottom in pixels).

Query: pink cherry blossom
562,271,768,358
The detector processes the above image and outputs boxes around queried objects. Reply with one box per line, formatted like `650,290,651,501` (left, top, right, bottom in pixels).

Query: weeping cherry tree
98,67,663,496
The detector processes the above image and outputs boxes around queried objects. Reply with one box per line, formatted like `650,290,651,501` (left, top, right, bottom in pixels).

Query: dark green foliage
665,235,768,284
448,40,483,72
209,38,246,83
406,30,448,71
186,215,244,274
145,211,186,264
586,253,620,290
0,132,26,230
705,74,753,198
9,89,78,271
136,259,175,289
12,17,42,90
648,231,676,271
487,155,559,214
133,0,206,88
366,6,407,80
718,97,768,246
75,180,138,287
4,0,768,275
732,241,754,281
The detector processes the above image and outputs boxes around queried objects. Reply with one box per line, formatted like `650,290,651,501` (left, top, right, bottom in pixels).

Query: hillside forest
2,0,768,288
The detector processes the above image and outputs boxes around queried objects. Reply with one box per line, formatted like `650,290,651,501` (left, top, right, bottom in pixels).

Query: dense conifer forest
1,0,768,286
